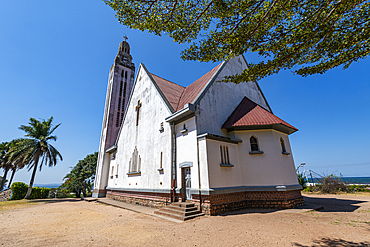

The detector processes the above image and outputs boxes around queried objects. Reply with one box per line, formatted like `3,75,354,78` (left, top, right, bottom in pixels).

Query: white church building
93,39,303,215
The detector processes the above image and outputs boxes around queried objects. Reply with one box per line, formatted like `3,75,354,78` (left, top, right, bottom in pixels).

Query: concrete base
92,189,106,198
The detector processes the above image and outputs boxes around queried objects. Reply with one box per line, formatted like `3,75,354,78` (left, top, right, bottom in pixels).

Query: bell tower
93,37,135,197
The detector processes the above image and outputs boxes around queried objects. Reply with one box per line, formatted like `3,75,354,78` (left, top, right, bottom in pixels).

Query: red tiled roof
150,73,185,111
176,63,222,111
222,97,298,133
150,63,222,112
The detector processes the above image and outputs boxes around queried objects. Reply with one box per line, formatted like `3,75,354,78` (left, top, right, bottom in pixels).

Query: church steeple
115,36,135,70
93,37,136,197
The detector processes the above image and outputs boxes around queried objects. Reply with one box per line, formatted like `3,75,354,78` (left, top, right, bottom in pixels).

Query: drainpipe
195,109,202,211
171,121,177,202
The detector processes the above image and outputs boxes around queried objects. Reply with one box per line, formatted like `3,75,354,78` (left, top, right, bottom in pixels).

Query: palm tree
0,142,10,191
10,117,62,199
3,139,26,189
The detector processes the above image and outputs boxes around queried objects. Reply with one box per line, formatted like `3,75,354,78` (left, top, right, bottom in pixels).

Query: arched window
280,137,290,155
250,136,259,152
128,147,141,174
280,137,286,153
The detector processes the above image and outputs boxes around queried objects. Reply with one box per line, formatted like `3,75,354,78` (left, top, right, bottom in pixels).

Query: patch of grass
357,209,370,213
351,220,370,225
0,200,40,211
329,221,341,225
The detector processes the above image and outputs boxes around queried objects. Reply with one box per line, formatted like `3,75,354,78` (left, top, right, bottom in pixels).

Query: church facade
93,39,304,215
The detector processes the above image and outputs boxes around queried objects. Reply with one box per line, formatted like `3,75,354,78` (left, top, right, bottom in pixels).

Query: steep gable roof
150,73,185,111
222,97,297,134
176,63,222,111
150,63,223,113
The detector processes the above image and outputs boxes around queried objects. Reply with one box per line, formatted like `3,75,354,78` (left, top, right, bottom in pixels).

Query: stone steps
154,202,204,221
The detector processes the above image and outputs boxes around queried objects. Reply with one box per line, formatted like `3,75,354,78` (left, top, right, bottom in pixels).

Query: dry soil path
1,194,369,246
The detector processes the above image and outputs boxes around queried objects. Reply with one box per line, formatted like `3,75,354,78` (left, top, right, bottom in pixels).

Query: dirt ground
1,193,370,247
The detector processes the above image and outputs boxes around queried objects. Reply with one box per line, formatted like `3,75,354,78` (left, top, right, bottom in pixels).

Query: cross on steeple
123,35,128,42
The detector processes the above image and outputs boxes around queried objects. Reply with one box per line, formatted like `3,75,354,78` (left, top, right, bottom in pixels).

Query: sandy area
1,193,369,247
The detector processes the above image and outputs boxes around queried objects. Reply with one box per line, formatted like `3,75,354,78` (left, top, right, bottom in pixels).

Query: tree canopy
9,117,62,199
60,152,98,198
104,0,370,82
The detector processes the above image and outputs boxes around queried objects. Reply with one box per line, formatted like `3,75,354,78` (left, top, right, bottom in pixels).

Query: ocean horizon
308,176,370,184
33,183,62,189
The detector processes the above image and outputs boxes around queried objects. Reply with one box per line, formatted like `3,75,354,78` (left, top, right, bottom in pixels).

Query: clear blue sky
1,1,369,185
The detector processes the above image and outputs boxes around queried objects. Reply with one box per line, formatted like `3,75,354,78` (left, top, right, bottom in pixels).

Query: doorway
183,167,191,200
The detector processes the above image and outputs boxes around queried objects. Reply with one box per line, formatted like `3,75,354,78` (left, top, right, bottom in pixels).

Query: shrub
347,185,370,192
10,182,51,200
48,188,73,198
29,187,51,199
305,174,349,194
10,182,28,200
318,174,348,193
303,186,313,192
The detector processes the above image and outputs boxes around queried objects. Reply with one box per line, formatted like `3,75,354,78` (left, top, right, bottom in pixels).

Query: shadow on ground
29,198,83,204
303,196,368,212
217,195,369,216
293,237,370,246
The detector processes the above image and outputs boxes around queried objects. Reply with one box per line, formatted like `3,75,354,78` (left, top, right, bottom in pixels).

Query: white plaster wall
110,65,173,190
206,130,298,188
175,117,199,191
206,140,242,188
196,55,270,137
198,139,210,190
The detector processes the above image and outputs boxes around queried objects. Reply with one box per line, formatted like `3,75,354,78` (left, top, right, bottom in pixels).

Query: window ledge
220,164,234,167
127,171,141,176
180,128,188,134
282,151,291,155
157,168,164,172
249,150,264,155
159,128,164,132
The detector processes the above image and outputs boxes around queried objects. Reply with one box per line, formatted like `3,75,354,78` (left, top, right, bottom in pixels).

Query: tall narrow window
220,145,224,164
121,70,124,78
125,71,128,79
226,146,230,164
160,152,163,169
220,145,231,166
116,164,119,178
280,137,286,153
110,166,114,179
116,80,123,127
250,136,259,152
136,100,142,126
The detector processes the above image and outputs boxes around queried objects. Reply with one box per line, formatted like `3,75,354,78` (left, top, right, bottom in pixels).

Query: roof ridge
150,73,185,89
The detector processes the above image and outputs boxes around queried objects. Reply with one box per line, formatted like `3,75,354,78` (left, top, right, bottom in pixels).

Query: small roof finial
123,35,128,42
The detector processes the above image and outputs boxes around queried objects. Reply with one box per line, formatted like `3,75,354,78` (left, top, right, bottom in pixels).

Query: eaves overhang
223,124,298,135
197,133,243,144
165,103,195,124
105,145,117,153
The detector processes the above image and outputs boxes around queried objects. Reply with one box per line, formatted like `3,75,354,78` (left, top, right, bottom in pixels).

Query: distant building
93,39,303,215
